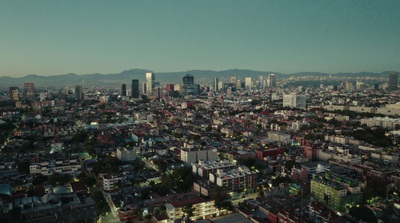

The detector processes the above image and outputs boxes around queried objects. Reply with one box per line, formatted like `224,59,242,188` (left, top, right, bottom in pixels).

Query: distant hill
0,69,395,88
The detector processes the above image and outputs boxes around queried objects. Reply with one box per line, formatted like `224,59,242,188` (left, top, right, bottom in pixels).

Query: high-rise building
121,84,127,96
182,74,195,95
268,74,276,88
214,78,219,91
146,72,155,95
388,72,398,91
230,77,237,84
75,85,82,102
235,80,242,90
9,87,19,101
131,79,139,98
259,76,264,89
245,77,252,90
142,82,147,95
24,83,35,100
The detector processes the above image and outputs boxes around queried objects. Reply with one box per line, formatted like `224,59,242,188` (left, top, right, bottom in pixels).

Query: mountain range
0,69,395,88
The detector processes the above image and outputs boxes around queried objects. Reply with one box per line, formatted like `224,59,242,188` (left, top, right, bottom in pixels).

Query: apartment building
29,159,81,176
165,197,229,222
209,166,256,193
181,148,217,164
311,172,362,211
103,174,125,191
192,160,236,178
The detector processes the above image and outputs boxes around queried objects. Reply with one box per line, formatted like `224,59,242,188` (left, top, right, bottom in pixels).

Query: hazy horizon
1,0,399,77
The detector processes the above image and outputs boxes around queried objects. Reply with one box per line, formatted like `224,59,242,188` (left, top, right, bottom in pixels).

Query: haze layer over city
1,1,400,223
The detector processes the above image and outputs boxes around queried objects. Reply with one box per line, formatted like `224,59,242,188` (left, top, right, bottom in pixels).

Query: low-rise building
116,147,138,161
30,159,81,176
165,197,229,222
103,174,125,191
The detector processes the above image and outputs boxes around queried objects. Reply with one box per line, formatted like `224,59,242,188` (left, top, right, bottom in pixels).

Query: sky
0,0,399,77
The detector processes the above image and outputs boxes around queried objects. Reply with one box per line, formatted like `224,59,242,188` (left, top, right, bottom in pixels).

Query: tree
284,160,296,171
72,131,88,143
153,159,167,172
17,160,30,174
84,176,97,188
271,176,291,187
349,205,377,223
212,186,234,211
48,173,72,186
91,188,110,215
182,204,195,218
32,175,48,186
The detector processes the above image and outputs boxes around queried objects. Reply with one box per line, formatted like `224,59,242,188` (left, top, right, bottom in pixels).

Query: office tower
182,74,195,95
235,80,242,90
146,72,155,95
121,84,127,96
218,81,223,91
131,79,139,98
259,76,264,89
24,83,35,100
230,77,237,84
214,78,219,91
75,85,82,102
142,82,147,95
9,87,19,101
388,72,398,91
283,93,307,109
156,87,162,98
268,74,276,88
245,77,252,90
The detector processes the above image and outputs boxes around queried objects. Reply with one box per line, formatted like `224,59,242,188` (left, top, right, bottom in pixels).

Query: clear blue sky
1,0,399,77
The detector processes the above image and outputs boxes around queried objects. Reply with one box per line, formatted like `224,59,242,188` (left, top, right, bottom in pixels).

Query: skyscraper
182,74,195,95
235,80,242,90
214,78,219,91
259,76,264,89
131,79,139,98
121,84,127,96
24,83,35,100
388,72,398,91
268,74,276,88
245,77,252,90
146,72,155,95
75,85,82,102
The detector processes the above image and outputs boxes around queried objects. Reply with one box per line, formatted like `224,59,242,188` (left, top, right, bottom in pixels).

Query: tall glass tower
388,72,398,91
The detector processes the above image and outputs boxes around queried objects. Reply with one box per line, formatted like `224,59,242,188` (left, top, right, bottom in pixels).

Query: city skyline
1,0,400,77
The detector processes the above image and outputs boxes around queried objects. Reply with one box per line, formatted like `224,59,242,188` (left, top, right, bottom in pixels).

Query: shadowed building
24,83,35,100
131,79,139,98
121,84,126,96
